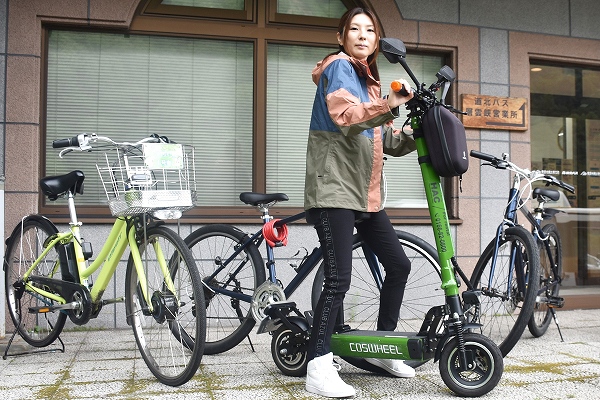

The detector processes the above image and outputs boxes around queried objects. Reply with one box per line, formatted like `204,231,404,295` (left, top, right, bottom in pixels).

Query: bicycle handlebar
470,150,575,193
52,135,82,149
53,133,171,158
469,150,495,163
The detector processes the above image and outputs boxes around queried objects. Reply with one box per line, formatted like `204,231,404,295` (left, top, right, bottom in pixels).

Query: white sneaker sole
306,383,355,398
365,358,416,378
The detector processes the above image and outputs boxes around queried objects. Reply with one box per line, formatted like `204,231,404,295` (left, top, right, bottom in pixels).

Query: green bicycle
4,134,205,386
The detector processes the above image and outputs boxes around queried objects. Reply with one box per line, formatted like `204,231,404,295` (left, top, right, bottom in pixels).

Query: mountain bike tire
185,224,265,355
469,226,540,356
311,230,443,371
528,223,562,337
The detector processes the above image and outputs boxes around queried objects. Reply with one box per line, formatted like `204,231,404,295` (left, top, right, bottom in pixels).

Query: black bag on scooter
421,105,468,177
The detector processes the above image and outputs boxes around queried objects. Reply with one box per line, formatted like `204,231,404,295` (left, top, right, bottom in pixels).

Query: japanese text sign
461,94,528,131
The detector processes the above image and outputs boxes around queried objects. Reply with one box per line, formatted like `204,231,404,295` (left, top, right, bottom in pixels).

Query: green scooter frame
269,38,503,397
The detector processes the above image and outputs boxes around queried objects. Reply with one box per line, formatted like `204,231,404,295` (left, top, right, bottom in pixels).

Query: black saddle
40,170,85,201
533,187,560,202
239,192,288,206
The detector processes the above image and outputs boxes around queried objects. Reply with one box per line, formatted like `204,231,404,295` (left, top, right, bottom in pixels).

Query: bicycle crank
251,281,286,322
25,275,93,325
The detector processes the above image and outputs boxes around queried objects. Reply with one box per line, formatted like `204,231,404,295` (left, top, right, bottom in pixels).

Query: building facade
1,0,599,334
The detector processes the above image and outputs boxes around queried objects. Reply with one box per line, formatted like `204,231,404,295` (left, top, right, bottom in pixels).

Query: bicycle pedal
29,306,53,314
547,296,564,308
28,301,78,314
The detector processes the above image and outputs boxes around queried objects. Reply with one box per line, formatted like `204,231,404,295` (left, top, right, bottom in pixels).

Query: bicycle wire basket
96,142,197,216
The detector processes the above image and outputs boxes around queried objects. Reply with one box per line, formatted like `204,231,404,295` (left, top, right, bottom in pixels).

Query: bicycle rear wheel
4,215,67,347
185,224,265,355
469,226,540,356
125,224,205,387
311,230,443,371
528,223,562,337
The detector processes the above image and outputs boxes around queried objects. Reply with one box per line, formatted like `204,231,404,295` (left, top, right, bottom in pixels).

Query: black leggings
306,208,411,360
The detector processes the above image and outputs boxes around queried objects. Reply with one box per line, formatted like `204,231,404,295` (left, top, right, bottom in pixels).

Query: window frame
39,6,459,224
267,0,361,27
141,0,255,22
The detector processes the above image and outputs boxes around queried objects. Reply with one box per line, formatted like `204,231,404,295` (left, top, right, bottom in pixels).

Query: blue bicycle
469,150,574,354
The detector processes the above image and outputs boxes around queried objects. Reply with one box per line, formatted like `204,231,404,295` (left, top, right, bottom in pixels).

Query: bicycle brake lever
58,148,74,158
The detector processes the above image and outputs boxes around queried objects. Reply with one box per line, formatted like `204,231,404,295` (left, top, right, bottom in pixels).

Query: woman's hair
337,7,382,69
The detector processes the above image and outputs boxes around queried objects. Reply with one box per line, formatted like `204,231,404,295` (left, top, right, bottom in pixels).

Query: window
268,0,348,26
43,0,449,221
46,31,253,207
142,0,254,21
531,62,600,287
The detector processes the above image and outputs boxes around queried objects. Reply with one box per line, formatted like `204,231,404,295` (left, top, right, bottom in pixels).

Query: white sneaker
305,352,356,398
365,358,416,378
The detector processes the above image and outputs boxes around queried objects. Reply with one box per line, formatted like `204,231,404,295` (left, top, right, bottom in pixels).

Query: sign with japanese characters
461,94,528,131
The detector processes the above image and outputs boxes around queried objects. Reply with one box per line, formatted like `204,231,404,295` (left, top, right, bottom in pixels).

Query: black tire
4,215,67,347
439,333,504,397
311,230,442,370
271,323,310,377
528,224,561,337
185,224,265,355
469,226,540,356
125,225,205,387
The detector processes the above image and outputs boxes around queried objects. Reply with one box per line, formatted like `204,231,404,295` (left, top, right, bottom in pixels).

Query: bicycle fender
286,316,311,332
5,214,57,247
258,315,310,334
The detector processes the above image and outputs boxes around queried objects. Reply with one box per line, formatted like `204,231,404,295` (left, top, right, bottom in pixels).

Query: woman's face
337,13,378,61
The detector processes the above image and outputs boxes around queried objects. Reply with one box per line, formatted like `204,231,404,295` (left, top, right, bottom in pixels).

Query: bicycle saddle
239,192,288,206
40,170,85,200
533,187,560,202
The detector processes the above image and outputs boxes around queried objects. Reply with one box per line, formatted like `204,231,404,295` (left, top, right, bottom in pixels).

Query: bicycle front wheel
185,224,265,355
4,215,67,347
528,223,562,337
125,224,205,387
470,226,540,356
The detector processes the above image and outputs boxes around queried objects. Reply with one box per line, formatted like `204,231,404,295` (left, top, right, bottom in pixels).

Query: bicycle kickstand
550,308,564,342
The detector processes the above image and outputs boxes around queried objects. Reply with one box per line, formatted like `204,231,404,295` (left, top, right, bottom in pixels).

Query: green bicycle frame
23,217,176,310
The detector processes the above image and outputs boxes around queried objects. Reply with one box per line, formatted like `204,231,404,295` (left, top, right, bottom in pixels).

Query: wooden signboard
461,94,528,131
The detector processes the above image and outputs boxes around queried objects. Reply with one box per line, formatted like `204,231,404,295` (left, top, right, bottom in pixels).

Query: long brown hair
336,7,382,80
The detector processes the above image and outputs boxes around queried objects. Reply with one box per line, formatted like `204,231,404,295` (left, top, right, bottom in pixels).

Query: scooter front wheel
439,333,503,397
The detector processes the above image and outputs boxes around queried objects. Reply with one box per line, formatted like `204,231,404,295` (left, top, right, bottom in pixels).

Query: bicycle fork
128,220,178,318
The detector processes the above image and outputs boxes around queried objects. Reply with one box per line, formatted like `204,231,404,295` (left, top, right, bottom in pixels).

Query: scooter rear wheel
439,333,503,397
271,323,310,377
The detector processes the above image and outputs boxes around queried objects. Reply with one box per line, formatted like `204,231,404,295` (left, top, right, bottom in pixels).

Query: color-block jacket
304,52,416,212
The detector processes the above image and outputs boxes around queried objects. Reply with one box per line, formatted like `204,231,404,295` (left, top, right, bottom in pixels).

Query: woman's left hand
387,78,413,108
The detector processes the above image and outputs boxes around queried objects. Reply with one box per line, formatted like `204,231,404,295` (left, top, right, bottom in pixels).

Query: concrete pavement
0,309,599,399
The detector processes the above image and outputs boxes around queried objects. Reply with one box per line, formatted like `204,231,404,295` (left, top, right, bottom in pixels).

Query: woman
304,7,417,398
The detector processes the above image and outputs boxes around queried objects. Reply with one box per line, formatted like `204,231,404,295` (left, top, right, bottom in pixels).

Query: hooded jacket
304,52,416,212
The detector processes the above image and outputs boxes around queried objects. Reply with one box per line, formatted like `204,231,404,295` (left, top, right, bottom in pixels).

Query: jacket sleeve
382,122,417,157
323,60,395,136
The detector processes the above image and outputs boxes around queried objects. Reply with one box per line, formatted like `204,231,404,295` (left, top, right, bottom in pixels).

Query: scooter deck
330,329,427,361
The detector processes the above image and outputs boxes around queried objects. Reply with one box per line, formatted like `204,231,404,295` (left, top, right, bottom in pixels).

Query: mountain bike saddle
533,187,560,202
239,192,289,206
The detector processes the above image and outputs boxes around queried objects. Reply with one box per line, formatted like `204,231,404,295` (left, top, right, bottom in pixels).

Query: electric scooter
264,37,503,398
